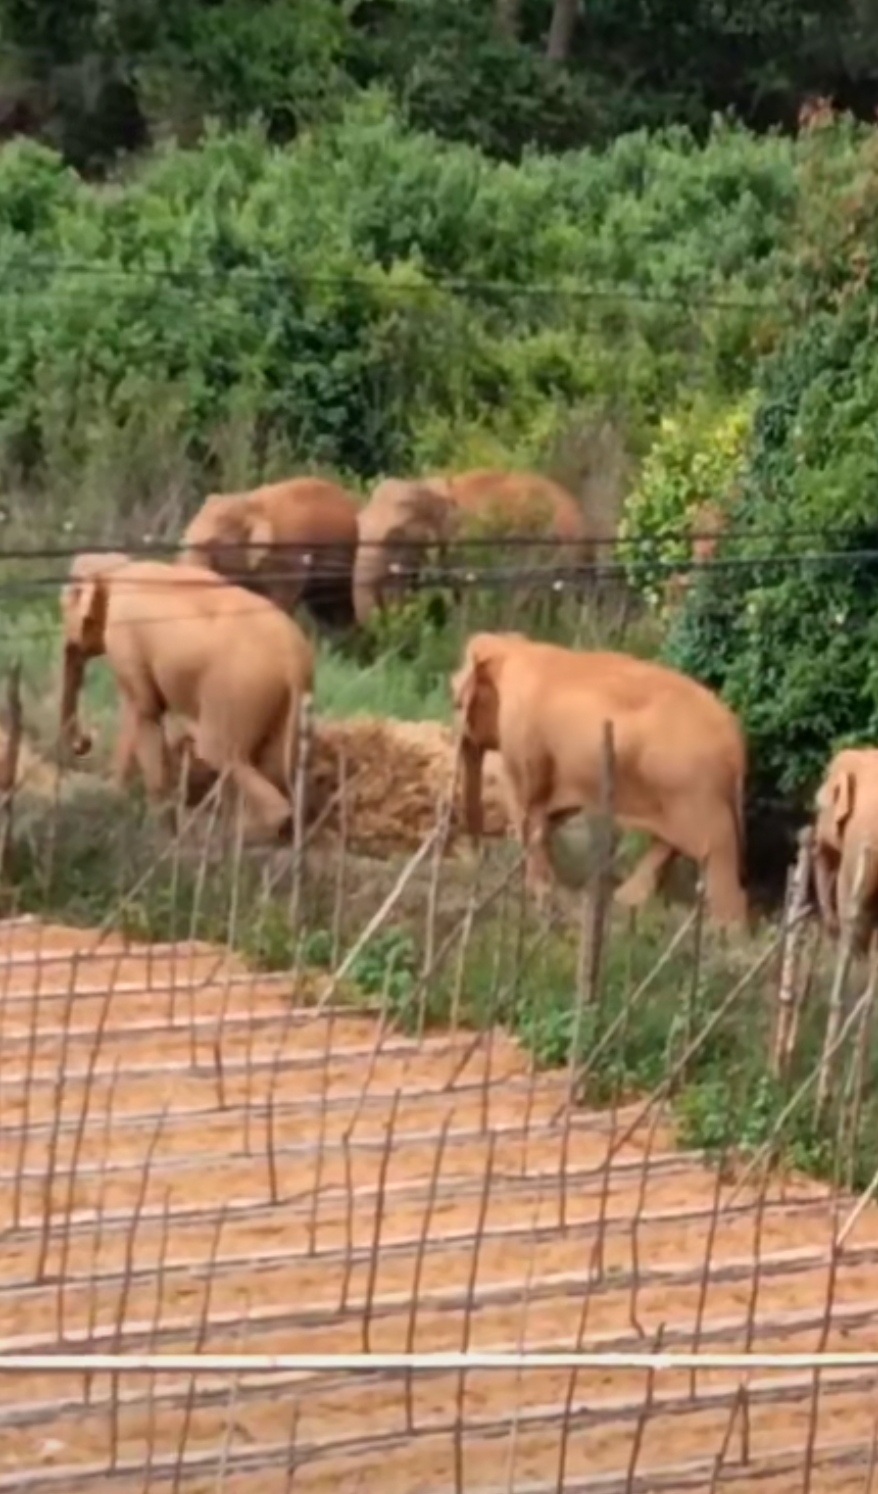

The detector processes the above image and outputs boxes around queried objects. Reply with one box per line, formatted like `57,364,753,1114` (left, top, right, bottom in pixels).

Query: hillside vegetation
0,18,877,1199
0,97,811,531
1,0,874,175
2,99,878,824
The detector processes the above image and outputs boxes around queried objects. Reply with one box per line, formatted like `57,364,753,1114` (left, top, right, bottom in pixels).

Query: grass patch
3,781,871,1201
0,583,863,1205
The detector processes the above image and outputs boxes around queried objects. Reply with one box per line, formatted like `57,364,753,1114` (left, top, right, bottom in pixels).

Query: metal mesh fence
1,684,878,1493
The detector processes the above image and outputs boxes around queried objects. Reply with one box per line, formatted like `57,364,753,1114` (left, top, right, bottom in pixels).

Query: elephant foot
530,882,552,916
153,799,183,838
613,876,653,911
525,865,554,914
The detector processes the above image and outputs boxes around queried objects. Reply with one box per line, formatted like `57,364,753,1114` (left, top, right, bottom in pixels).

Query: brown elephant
450,630,748,927
56,554,220,806
352,478,461,625
59,552,315,837
428,467,594,569
812,748,878,949
180,476,360,631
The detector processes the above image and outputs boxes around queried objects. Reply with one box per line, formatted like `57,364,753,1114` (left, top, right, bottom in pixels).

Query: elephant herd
52,465,868,950
55,466,592,843
176,467,595,633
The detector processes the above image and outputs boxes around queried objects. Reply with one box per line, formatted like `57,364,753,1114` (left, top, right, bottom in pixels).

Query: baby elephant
812,747,878,949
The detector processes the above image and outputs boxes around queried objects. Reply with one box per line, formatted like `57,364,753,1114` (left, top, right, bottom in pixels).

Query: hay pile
0,715,514,860
309,716,511,854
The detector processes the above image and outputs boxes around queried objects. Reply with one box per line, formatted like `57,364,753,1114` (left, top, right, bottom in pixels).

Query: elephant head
352,478,459,625
814,751,859,856
180,493,273,578
58,551,129,757
811,748,878,936
450,632,519,843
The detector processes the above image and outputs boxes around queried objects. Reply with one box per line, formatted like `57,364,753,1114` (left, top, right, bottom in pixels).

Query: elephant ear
451,636,503,744
243,512,274,568
63,554,114,650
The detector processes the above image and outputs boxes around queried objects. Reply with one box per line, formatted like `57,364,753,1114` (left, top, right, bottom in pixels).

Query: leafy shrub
618,393,754,611
0,96,804,531
667,290,878,808
667,106,878,810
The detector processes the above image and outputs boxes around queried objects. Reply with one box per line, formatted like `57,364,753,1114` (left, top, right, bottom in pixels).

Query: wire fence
0,253,872,1487
1,670,878,1493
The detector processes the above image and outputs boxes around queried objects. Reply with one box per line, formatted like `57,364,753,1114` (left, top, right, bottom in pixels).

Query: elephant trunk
352,543,383,626
59,644,92,757
460,738,485,845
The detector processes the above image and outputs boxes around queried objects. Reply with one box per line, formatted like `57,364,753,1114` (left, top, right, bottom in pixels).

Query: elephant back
246,477,360,550
358,478,458,544
442,469,591,549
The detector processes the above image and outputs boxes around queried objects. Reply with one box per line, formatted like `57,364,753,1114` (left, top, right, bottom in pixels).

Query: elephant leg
131,714,173,814
502,757,554,894
227,761,293,838
193,714,293,841
634,795,747,928
521,801,555,901
813,846,840,935
302,574,356,633
702,815,748,928
835,840,878,951
111,700,140,789
614,840,677,909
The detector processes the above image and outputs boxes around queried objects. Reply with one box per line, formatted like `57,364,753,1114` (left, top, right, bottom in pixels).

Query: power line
0,547,871,628
0,529,871,561
0,257,785,315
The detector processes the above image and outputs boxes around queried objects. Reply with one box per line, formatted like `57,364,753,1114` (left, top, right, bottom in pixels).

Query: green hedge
0,98,800,527
667,107,878,810
667,292,878,807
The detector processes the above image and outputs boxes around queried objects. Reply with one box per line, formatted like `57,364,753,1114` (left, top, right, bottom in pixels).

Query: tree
493,0,522,41
546,0,579,62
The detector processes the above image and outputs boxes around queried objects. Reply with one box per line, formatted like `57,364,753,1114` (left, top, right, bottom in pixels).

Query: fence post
0,665,23,884
815,843,870,1123
575,720,617,1014
772,826,814,1079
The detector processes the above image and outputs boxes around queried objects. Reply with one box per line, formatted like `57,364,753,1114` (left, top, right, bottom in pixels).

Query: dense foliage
0,0,874,174
668,106,878,808
618,393,754,612
0,99,798,527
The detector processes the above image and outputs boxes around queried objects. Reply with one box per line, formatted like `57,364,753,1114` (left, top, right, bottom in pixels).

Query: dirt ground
1,917,878,1492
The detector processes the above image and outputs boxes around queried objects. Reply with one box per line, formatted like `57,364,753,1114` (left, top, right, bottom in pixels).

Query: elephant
180,476,360,631
352,478,461,626
427,468,595,572
812,748,878,949
450,630,748,927
116,713,220,808
58,552,315,837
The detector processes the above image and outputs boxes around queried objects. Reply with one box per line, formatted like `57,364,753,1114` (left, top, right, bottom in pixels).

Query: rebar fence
1,668,878,1494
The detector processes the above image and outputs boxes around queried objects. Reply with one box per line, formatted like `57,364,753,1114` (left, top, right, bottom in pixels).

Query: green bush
667,293,878,808
618,392,754,612
0,97,804,530
667,107,878,810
